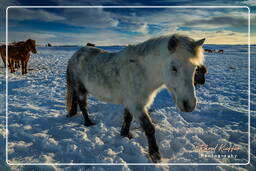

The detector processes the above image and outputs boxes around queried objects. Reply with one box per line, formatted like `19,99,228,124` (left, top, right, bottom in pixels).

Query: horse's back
68,46,123,103
0,45,5,55
8,46,21,60
69,47,100,73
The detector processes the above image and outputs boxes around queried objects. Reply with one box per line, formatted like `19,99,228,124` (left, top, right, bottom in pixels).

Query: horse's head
26,39,37,54
162,34,205,112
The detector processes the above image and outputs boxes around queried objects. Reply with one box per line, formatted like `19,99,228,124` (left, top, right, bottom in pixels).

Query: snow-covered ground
0,45,255,171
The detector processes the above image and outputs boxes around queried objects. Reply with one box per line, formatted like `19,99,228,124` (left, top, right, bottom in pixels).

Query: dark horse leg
15,61,20,68
66,83,94,126
77,83,95,126
21,61,26,74
1,55,6,68
120,108,133,139
66,90,78,117
21,61,28,75
9,59,15,73
139,112,161,163
24,61,28,74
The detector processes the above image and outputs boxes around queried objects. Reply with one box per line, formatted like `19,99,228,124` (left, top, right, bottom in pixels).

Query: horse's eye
172,66,177,72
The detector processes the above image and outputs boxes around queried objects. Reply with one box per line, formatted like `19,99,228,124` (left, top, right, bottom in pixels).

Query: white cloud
8,8,119,28
8,8,65,22
138,23,148,34
119,22,149,34
241,0,256,6
3,7,255,45
8,31,56,43
170,30,249,45
48,30,150,46
60,8,118,28
14,27,250,46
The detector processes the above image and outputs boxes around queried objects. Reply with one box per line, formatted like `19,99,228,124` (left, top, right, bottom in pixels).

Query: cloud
60,8,118,28
52,30,151,46
8,31,56,42
241,0,256,6
8,8,119,28
3,7,254,45
12,28,249,46
171,30,249,45
137,23,148,34
119,22,149,34
9,29,151,46
8,8,65,22
183,16,248,28
111,8,249,36
48,0,140,6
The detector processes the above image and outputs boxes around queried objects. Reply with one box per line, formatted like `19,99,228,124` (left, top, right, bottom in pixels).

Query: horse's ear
168,36,178,51
194,38,205,46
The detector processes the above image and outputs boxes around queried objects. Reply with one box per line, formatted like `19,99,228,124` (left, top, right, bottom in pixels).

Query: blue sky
0,0,255,45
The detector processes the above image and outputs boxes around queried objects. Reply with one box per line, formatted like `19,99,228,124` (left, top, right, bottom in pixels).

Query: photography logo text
196,144,241,159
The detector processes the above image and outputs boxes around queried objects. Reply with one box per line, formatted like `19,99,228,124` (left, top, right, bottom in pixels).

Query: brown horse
0,45,7,67
194,65,208,85
86,43,95,47
218,49,224,53
13,41,25,69
0,39,37,74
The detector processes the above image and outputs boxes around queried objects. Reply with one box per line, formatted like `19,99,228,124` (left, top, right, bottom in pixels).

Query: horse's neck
143,53,164,91
21,43,30,54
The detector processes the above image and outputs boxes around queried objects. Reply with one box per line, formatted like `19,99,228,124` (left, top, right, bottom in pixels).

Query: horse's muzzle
181,99,196,112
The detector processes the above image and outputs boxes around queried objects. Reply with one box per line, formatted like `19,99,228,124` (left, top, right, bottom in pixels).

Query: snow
0,45,255,170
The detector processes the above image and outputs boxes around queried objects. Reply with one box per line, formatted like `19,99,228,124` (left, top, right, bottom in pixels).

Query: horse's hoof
66,114,74,118
84,121,95,127
66,112,77,118
149,151,161,163
121,132,133,139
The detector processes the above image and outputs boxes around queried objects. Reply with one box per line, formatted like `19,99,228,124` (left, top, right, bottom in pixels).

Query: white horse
66,34,205,163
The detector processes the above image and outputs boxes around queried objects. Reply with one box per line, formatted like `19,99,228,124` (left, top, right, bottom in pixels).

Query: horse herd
0,39,37,74
205,49,224,53
2,35,211,163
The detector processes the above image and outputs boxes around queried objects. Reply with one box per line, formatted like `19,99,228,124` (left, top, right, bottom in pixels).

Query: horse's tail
66,66,73,113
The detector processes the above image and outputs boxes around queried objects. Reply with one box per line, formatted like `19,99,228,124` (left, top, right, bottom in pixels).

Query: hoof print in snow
149,152,161,163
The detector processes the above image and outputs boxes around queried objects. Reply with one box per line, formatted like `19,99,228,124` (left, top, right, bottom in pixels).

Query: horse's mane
124,36,168,57
123,34,204,65
173,34,204,66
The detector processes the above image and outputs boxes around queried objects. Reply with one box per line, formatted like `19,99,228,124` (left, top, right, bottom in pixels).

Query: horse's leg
120,108,133,139
21,60,28,74
24,61,28,74
77,84,94,127
66,90,78,117
136,110,161,163
1,55,6,68
15,61,20,68
21,61,26,74
9,59,15,73
15,61,18,68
